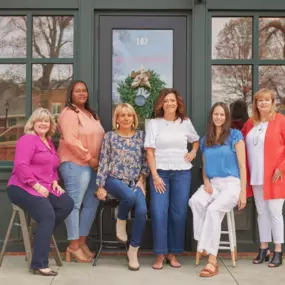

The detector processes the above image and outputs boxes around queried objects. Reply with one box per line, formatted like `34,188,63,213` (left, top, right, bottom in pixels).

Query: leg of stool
51,235,63,267
0,209,17,266
18,209,33,268
231,210,238,261
226,212,236,267
93,207,104,266
196,251,201,266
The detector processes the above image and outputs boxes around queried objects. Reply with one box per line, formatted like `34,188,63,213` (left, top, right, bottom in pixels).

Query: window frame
209,11,285,109
0,10,78,166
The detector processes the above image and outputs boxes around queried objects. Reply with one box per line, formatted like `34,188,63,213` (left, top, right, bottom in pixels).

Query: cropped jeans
59,162,100,240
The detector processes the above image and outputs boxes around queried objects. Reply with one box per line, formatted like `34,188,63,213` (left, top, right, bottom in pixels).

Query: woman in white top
242,89,285,267
145,88,199,269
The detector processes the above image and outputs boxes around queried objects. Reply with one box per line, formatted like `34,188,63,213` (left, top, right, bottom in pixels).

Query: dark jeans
150,169,191,255
105,176,147,247
7,185,74,269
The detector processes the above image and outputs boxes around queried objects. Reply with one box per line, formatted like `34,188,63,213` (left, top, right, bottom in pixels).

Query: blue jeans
150,169,191,255
7,185,74,269
105,176,147,247
59,162,100,240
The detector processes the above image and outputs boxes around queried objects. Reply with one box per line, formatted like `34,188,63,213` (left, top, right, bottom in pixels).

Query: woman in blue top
189,102,247,278
96,103,148,271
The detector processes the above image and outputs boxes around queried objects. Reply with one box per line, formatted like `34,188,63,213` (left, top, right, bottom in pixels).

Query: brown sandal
200,262,219,278
165,255,181,268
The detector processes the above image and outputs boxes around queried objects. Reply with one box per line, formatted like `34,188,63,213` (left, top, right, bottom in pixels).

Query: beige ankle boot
116,218,127,243
127,245,140,271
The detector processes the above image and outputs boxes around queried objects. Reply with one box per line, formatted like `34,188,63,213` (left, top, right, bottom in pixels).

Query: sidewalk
0,255,284,285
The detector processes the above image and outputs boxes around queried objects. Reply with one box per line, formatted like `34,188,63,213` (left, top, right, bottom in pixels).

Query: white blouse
144,118,199,170
245,122,268,185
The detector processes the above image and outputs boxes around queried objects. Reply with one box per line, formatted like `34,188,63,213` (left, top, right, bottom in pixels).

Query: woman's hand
153,175,166,194
204,180,213,195
38,185,49,198
89,158,99,170
52,181,65,195
272,168,283,183
136,180,146,196
184,150,197,163
238,190,247,210
96,187,107,200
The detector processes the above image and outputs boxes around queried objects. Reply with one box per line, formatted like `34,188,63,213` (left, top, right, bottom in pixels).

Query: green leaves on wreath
118,70,166,118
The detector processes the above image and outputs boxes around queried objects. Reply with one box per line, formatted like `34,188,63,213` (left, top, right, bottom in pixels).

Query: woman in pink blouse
7,108,74,276
58,80,105,263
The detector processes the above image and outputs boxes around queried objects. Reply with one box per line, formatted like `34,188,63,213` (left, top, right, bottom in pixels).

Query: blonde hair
251,89,276,124
112,103,139,130
24,108,56,139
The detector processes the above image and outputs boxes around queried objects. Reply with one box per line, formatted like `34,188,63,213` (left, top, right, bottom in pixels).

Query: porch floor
1,255,284,285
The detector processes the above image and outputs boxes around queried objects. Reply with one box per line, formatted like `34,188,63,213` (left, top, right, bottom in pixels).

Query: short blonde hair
252,88,276,124
24,108,56,139
112,103,139,130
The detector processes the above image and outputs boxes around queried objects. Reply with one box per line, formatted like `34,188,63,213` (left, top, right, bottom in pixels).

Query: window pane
0,64,26,161
0,16,27,58
259,65,285,113
212,17,252,59
32,16,74,58
112,29,173,129
32,64,73,121
259,18,285,60
212,65,252,105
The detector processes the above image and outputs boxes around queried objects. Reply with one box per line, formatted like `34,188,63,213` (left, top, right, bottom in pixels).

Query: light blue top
201,129,244,179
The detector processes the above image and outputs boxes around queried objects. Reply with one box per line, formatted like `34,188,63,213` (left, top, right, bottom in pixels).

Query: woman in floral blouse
96,103,148,271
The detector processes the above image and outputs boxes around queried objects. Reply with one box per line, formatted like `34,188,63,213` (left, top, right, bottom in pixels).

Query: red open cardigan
241,113,285,200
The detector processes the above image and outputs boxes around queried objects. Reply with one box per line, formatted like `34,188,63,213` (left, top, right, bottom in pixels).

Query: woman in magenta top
7,108,74,277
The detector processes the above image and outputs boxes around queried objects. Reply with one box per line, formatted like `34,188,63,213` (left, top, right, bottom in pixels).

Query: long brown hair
251,88,275,124
154,88,187,121
65,80,99,120
205,102,231,147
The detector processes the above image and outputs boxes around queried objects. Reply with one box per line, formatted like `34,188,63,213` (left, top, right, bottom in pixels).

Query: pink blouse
8,134,61,197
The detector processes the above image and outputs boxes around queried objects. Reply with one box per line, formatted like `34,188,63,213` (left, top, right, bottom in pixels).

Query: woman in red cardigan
242,88,285,268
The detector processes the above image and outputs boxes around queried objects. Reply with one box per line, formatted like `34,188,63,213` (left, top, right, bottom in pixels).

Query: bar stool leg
18,209,33,268
93,207,104,266
0,209,17,266
51,235,63,267
226,212,236,267
230,210,238,261
195,251,201,266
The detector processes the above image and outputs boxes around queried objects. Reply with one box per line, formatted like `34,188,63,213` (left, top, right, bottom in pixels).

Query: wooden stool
195,209,237,267
0,204,63,268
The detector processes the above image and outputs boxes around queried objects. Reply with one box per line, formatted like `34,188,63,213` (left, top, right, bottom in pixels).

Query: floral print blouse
96,130,148,188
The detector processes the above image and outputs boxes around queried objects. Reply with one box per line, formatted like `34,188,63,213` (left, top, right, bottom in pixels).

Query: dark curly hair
65,80,99,120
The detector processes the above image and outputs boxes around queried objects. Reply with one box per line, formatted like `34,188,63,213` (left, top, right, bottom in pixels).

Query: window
211,15,285,114
51,103,62,115
0,14,75,162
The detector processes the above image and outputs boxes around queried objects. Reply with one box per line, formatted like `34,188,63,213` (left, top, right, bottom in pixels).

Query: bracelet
152,175,159,180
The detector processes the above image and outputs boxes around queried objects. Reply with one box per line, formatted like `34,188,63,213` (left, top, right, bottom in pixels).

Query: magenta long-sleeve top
7,134,61,197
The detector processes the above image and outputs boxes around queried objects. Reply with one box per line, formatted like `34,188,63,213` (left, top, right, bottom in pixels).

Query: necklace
115,131,134,146
252,122,267,146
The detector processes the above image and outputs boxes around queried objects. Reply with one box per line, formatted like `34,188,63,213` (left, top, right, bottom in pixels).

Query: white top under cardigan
144,118,200,170
245,122,268,185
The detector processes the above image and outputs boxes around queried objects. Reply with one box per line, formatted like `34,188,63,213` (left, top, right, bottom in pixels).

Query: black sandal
268,251,283,268
252,248,270,264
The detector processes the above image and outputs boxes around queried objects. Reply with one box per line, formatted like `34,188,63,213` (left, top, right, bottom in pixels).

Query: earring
116,123,119,129
132,123,135,129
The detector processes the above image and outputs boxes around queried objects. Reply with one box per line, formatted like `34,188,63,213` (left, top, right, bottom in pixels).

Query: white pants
189,177,240,256
252,185,284,244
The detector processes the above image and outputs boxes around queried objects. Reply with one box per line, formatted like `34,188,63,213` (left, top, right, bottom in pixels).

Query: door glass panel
112,30,173,127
